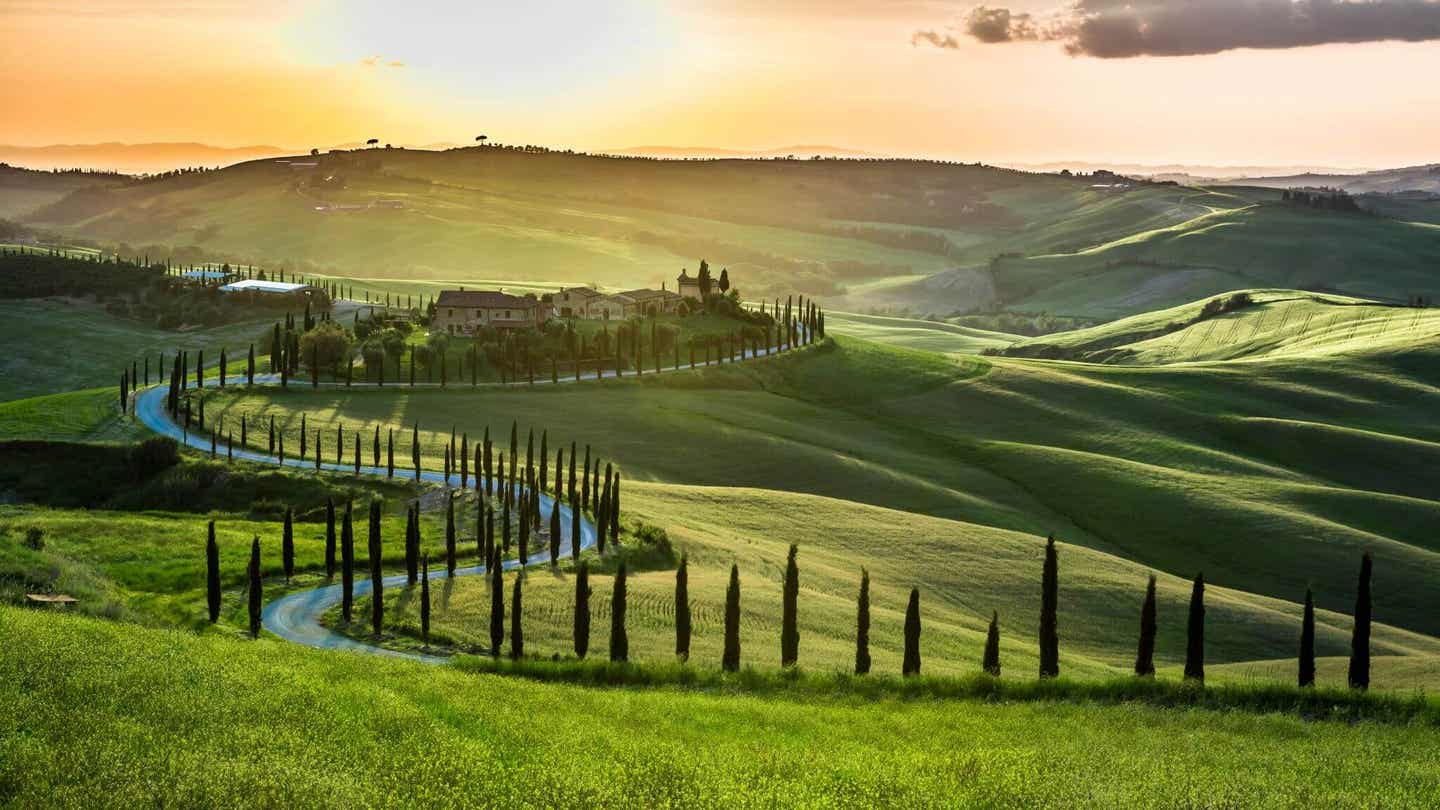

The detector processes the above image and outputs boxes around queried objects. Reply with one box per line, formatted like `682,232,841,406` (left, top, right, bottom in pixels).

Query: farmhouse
677,268,702,300
611,287,681,317
433,289,544,335
553,286,605,319
554,285,682,319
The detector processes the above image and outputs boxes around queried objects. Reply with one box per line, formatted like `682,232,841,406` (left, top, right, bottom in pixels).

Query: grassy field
5,606,1440,807
823,310,1021,355
0,299,272,402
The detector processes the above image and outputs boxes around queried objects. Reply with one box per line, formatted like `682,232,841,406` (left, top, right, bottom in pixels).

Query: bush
128,437,180,480
22,527,45,551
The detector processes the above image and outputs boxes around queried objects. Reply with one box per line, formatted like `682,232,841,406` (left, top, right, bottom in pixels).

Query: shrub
128,437,180,480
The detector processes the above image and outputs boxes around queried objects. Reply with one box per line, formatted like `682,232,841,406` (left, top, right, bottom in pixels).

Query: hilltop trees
1135,574,1157,677
574,561,591,659
675,555,691,662
781,544,799,668
903,588,921,677
855,568,870,675
723,564,741,672
1038,536,1060,679
1184,573,1205,683
1349,553,1373,691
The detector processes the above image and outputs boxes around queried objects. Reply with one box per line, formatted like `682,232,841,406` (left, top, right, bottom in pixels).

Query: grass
824,310,1021,355
0,387,140,441
0,299,270,402
6,605,1440,807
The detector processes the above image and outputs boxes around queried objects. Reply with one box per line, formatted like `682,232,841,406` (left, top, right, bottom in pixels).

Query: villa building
554,285,682,320
432,289,544,335
553,286,606,319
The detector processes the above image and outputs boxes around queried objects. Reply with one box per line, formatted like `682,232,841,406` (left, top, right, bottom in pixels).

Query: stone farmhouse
553,284,682,320
433,289,544,335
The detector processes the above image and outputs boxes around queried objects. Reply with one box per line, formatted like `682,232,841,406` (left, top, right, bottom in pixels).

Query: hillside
1238,163,1440,194
0,163,129,219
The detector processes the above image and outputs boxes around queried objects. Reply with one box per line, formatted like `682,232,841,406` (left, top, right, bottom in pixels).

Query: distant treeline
1281,188,1365,213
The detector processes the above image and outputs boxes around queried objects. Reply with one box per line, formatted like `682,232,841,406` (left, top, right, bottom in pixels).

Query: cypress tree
300,413,307,460
485,503,496,568
549,499,561,565
282,507,294,583
518,489,530,564
983,610,1001,677
369,501,383,636
1349,552,1372,690
446,493,457,575
1038,535,1060,679
723,563,741,672
610,559,629,662
1135,574,1157,677
510,570,524,660
461,433,469,489
241,414,248,447
219,347,227,387
569,441,577,499
903,587,922,676
404,504,419,585
341,502,354,622
489,552,504,657
554,447,563,496
596,470,610,554
574,561,591,659
675,555,691,662
581,444,591,508
1299,587,1317,688
420,553,431,648
502,493,511,555
387,429,394,478
570,492,580,561
413,422,421,481
781,544,800,668
1184,573,1205,683
324,498,336,578
373,425,381,467
247,535,262,638
539,430,548,493
354,433,360,475
484,427,493,497
609,474,620,546
855,568,871,675
205,520,221,623
268,415,275,454
337,423,344,465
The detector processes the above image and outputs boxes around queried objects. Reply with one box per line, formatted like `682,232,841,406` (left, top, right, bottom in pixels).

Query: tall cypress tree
445,494,457,575
903,587,922,677
405,504,419,585
369,501,383,636
1299,587,1317,688
1349,552,1373,691
570,492,581,561
489,552,504,657
569,441,577,499
609,474,620,546
983,610,1001,677
581,444,591,509
675,555,691,662
247,535,262,638
485,503,496,569
574,561,591,659
1038,535,1060,679
1184,572,1205,683
855,568,871,675
610,559,629,662
374,425,381,468
420,553,431,649
723,563,741,672
324,498,337,579
781,544,800,668
1135,574,1157,677
205,521,221,623
510,571,524,660
549,499,561,565
387,429,394,478
341,502,354,622
282,507,295,583
247,343,255,385
539,431,548,492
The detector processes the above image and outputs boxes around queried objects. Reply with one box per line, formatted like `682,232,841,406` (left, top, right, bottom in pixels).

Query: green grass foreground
4,606,1440,808
453,655,1439,726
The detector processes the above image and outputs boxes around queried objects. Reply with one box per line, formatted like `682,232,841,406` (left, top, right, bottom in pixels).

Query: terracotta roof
436,290,536,309
617,288,680,301
559,286,604,298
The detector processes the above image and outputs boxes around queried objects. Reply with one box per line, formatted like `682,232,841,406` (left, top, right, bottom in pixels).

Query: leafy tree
574,561,591,659
983,611,1001,677
1135,574,1157,677
247,535,262,638
855,568,871,675
610,559,629,662
369,501,383,636
282,507,295,583
1039,535,1060,679
341,502,354,622
206,521,221,623
489,551,504,657
723,563,741,672
675,555,692,662
781,544,800,668
1349,553,1372,690
903,587,922,676
1299,587,1316,688
1184,573,1205,683
510,572,524,660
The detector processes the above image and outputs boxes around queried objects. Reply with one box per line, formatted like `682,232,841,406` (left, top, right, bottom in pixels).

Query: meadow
5,606,1440,808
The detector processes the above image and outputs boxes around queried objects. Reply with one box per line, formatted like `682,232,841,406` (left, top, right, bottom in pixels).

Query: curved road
132,324,812,661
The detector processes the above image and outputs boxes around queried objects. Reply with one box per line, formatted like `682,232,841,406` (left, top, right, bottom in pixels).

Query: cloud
914,0,1440,58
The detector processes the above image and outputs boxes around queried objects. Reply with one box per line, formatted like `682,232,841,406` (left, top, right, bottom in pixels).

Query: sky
3,0,1439,167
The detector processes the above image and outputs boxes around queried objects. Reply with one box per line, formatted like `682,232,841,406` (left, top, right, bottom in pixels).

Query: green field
5,606,1440,807
823,310,1022,355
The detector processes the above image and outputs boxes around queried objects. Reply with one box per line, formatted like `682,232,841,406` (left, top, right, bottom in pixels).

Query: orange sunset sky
3,0,1439,167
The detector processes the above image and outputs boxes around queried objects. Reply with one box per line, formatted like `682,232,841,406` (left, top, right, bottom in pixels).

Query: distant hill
603,144,875,159
1236,164,1440,194
0,142,302,174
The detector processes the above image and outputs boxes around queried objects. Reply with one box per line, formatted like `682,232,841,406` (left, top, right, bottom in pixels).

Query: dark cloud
914,0,1440,57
